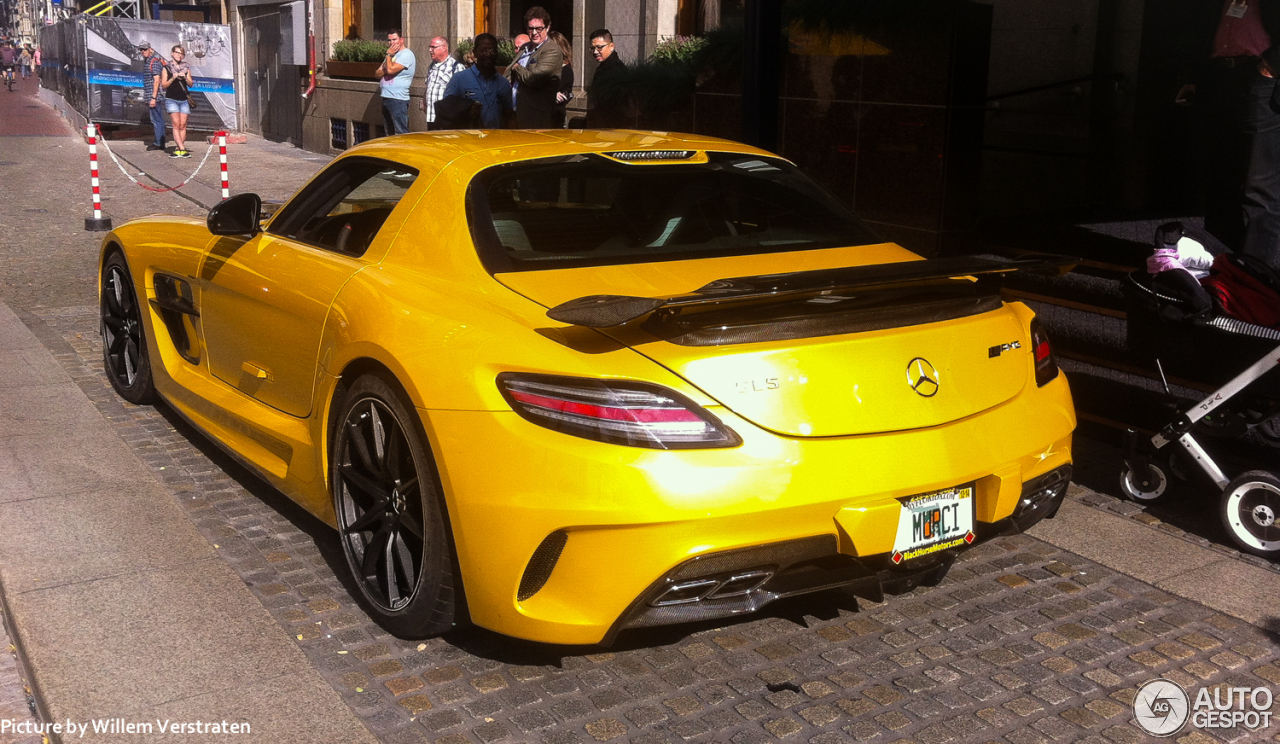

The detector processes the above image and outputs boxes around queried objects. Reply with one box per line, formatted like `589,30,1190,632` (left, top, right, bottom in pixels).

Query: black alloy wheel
100,252,156,404
332,375,460,637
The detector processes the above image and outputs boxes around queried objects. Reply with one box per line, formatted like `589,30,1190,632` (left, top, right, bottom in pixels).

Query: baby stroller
1120,222,1280,558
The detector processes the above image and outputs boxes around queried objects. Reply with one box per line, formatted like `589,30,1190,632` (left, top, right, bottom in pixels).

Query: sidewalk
0,301,375,743
0,82,1277,744
1,78,370,742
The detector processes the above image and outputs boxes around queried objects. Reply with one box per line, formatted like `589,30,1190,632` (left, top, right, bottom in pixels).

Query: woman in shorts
161,46,194,158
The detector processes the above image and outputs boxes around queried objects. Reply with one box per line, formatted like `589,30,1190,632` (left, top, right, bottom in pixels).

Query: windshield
467,153,882,273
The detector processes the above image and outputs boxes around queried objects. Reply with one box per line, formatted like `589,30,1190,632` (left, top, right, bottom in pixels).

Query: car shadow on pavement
439,586,870,665
147,398,358,577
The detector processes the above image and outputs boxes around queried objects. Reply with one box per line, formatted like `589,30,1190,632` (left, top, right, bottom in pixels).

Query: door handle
241,361,272,380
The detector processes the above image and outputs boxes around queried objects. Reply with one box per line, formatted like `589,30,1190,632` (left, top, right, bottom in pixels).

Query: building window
373,0,401,38
678,0,725,36
344,0,398,39
331,118,349,150
343,0,362,38
352,121,371,145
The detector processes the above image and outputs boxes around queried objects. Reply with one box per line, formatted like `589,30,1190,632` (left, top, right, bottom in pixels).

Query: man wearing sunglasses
505,6,562,128
587,28,628,127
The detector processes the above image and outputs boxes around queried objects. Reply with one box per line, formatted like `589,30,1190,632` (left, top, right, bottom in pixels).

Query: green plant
497,38,517,66
451,37,515,66
455,37,473,63
331,39,389,63
649,35,708,65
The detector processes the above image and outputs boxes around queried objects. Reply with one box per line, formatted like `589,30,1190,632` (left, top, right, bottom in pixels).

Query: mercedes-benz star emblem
906,357,940,397
1132,678,1189,737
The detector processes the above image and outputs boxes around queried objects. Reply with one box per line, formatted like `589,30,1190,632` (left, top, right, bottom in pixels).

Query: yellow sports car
99,130,1075,645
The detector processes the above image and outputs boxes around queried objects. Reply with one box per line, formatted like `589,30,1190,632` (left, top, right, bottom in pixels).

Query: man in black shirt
587,29,627,128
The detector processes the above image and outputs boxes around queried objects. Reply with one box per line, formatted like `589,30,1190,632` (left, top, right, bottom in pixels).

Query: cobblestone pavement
9,303,1278,744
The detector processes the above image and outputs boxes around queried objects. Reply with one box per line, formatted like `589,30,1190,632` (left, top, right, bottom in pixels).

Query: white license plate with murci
891,484,976,564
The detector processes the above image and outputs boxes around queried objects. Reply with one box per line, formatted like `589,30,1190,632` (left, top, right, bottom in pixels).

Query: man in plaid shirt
138,41,167,151
421,37,464,130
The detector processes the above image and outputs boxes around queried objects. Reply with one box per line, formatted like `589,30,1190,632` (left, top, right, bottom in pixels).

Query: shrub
497,38,517,66
455,37,473,63
331,39,389,63
649,35,709,66
452,37,518,67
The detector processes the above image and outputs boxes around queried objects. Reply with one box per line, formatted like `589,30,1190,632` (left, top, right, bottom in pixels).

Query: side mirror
207,193,263,236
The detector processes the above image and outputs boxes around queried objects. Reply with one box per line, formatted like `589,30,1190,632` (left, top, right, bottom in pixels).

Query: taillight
497,373,741,449
1030,319,1059,386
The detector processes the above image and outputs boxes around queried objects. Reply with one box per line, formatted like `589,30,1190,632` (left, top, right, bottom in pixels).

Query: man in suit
505,6,561,129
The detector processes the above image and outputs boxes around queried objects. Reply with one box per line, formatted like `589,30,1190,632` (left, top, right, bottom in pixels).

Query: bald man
421,36,464,130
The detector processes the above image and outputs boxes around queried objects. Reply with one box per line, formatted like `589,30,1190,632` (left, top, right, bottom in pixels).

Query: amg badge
988,341,1022,358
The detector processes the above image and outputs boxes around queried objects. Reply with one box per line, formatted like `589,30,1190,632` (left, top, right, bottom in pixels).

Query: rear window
467,152,881,273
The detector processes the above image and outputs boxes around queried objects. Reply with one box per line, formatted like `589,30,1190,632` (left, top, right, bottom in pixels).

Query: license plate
891,484,976,564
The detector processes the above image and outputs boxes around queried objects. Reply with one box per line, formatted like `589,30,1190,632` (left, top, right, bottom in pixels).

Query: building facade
224,0,716,152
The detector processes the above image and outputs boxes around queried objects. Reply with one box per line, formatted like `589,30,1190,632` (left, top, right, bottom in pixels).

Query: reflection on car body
97,130,1076,644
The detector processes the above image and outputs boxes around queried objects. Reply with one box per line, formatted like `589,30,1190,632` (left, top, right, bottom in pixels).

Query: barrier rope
96,136,217,193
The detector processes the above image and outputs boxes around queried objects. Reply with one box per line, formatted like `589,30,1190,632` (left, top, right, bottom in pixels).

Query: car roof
334,129,779,175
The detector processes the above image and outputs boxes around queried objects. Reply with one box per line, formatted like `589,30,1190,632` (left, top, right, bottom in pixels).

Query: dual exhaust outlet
649,569,774,607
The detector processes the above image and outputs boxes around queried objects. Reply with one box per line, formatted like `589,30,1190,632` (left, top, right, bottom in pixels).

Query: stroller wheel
1119,458,1173,503
1219,470,1280,557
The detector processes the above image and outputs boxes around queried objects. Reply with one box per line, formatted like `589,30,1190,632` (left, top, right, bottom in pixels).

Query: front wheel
1219,470,1280,557
332,374,461,637
100,252,156,404
1119,458,1173,504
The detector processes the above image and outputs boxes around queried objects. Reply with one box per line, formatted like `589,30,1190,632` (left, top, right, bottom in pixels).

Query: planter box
325,60,380,79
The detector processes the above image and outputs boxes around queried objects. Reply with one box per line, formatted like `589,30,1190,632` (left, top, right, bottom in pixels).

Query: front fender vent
517,530,569,602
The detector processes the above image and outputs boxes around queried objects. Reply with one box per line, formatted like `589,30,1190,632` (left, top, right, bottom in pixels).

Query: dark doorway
243,5,303,145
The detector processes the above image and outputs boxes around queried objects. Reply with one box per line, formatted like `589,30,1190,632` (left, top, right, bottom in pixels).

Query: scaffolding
82,0,140,19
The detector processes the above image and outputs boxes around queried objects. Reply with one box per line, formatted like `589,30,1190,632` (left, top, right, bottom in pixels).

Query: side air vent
517,530,569,601
603,150,695,162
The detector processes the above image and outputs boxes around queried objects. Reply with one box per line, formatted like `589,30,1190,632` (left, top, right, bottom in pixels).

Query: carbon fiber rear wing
546,253,1078,328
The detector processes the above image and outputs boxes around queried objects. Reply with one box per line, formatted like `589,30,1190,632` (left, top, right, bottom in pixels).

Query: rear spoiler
547,253,1078,328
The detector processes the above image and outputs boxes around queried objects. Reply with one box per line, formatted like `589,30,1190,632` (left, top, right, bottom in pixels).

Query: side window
267,156,419,256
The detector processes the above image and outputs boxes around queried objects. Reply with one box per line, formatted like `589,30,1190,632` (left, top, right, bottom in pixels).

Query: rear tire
1219,470,1280,557
332,374,460,637
100,252,156,404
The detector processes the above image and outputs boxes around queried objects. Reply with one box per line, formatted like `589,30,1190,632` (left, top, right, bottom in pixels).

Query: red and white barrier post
84,122,112,231
217,130,229,200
